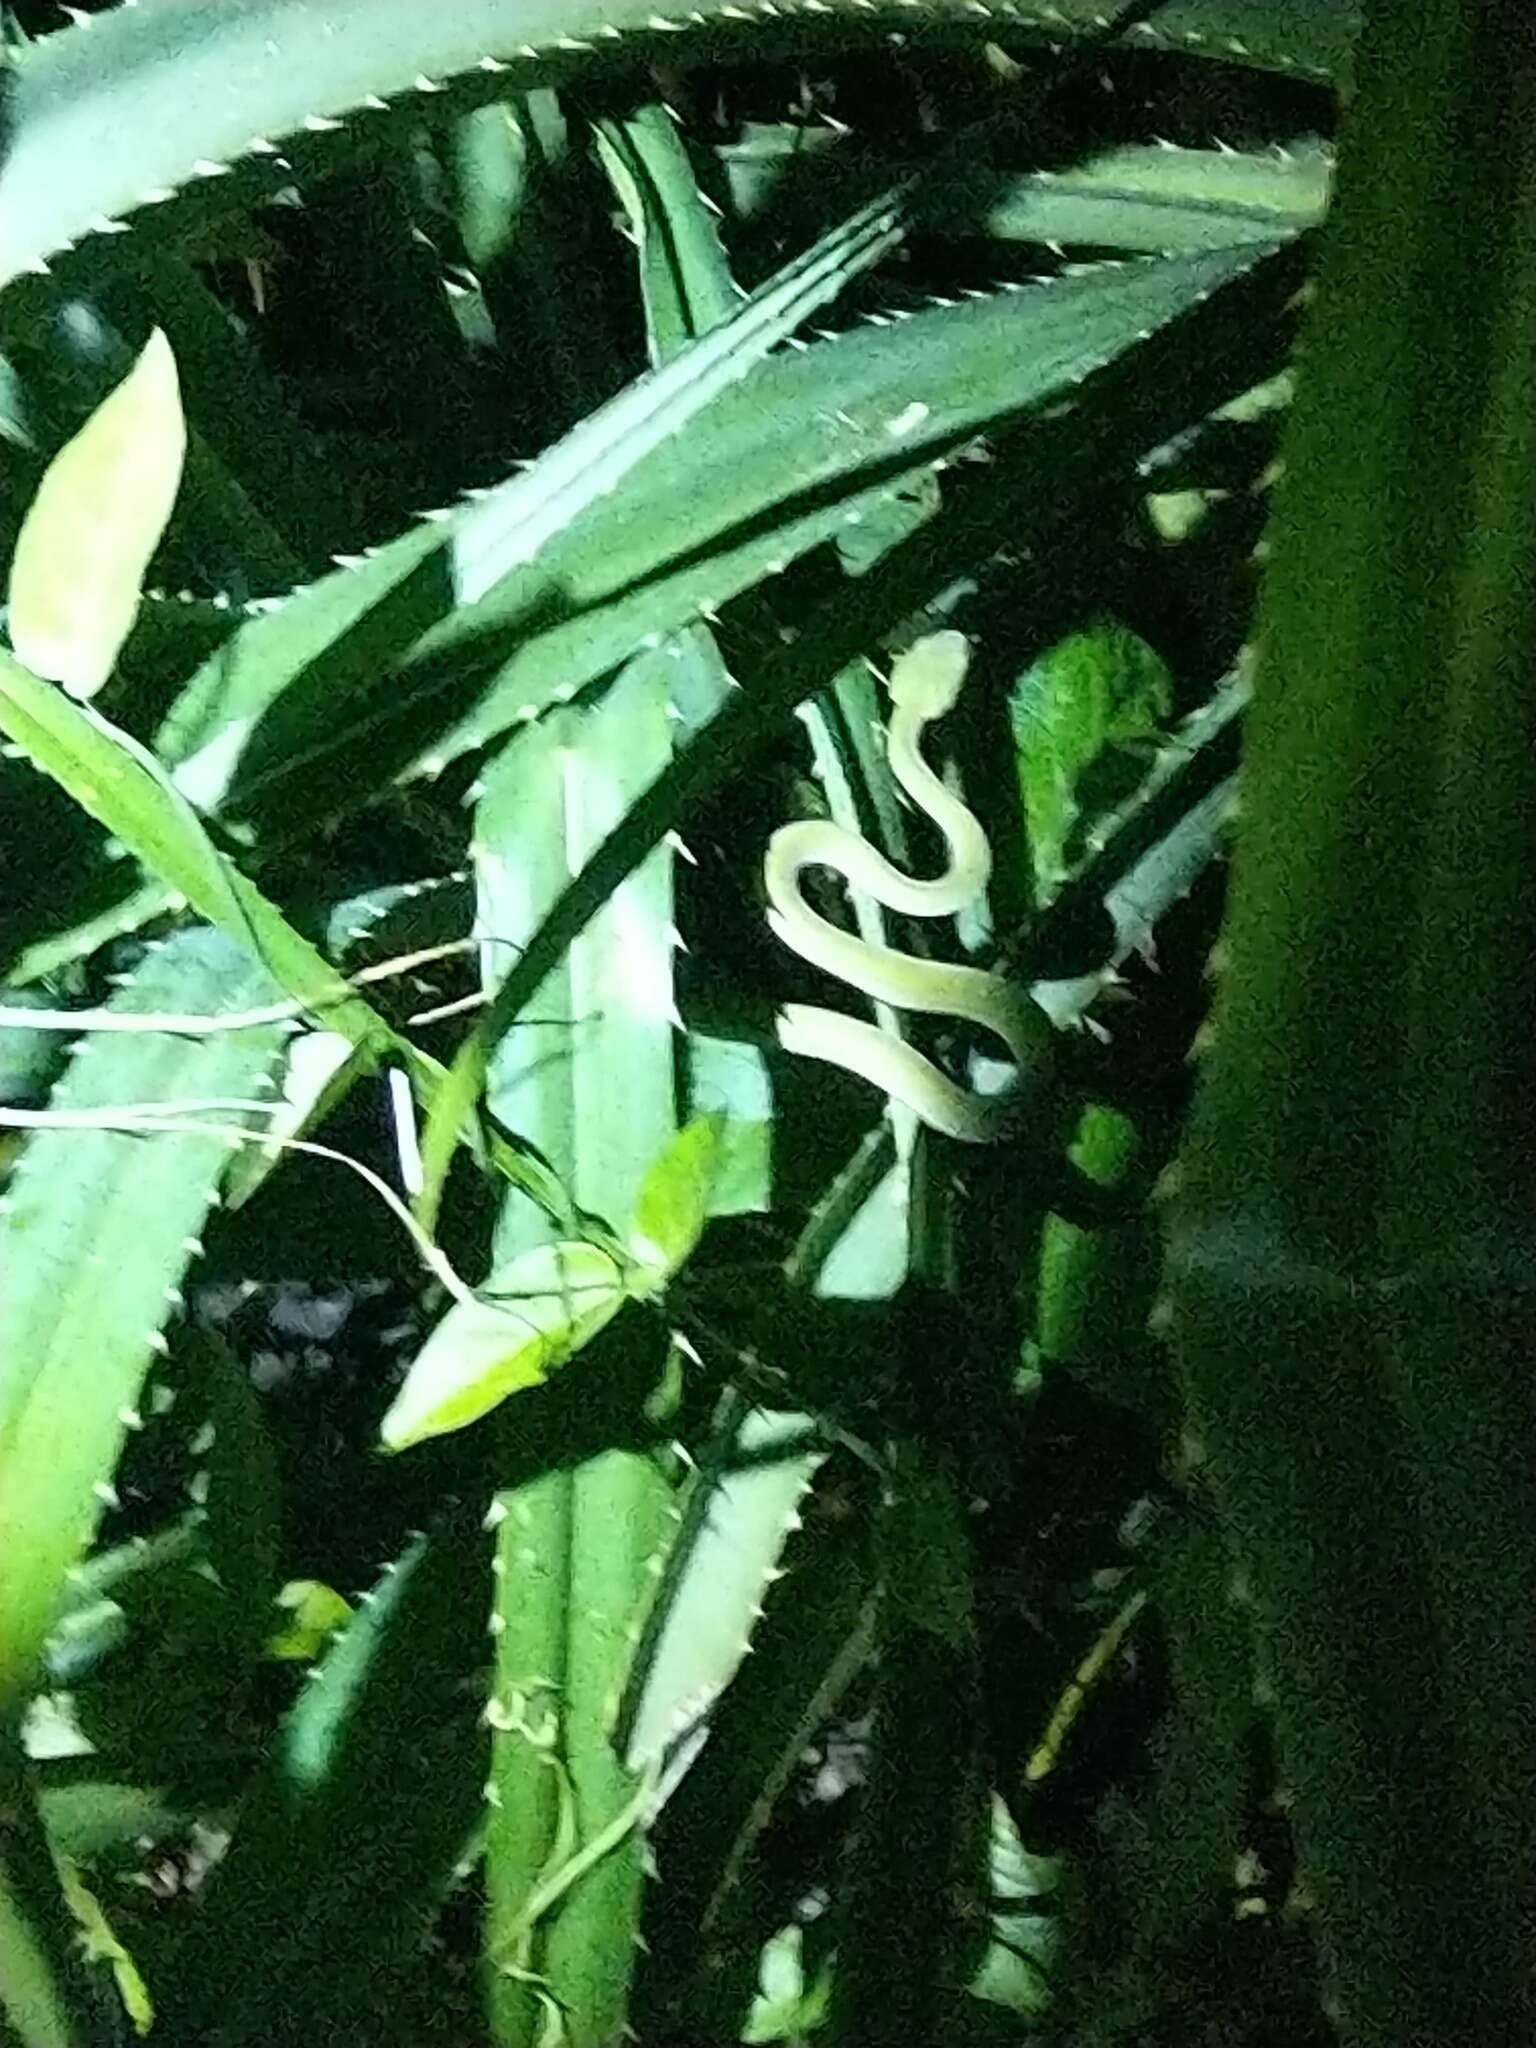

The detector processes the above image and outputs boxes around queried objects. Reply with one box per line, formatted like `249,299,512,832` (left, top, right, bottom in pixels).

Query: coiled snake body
763,631,1052,1143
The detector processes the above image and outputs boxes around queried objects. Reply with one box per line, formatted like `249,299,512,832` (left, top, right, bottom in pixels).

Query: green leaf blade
379,1242,630,1452
7,328,185,702
0,928,287,1720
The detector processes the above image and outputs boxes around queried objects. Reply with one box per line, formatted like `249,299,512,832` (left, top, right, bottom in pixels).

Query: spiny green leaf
160,1511,491,2047
0,0,1355,291
470,626,680,2048
618,1403,826,1774
0,929,287,1719
721,132,1333,254
0,648,411,1076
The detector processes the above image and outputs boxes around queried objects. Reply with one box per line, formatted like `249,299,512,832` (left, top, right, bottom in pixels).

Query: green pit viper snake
763,630,1053,1143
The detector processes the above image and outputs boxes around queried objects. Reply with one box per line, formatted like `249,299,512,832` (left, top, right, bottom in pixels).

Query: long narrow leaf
1163,6,1536,2039
0,929,287,1719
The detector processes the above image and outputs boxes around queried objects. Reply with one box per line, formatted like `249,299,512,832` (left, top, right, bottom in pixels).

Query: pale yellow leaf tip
6,325,186,700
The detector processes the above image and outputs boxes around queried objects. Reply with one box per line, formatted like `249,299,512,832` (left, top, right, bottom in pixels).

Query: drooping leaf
380,1241,629,1452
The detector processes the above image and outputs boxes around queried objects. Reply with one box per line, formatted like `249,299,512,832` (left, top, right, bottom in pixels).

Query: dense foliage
0,5,1530,2047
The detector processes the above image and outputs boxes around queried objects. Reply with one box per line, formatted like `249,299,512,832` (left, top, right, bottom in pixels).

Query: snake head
887,629,970,721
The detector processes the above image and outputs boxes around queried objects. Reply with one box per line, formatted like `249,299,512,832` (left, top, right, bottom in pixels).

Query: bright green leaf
265,1580,355,1663
380,1240,628,1451
7,328,185,702
627,1112,723,1286
1009,619,1175,901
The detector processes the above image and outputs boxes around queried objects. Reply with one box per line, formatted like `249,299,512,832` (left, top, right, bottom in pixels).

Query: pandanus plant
0,2,1527,2046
